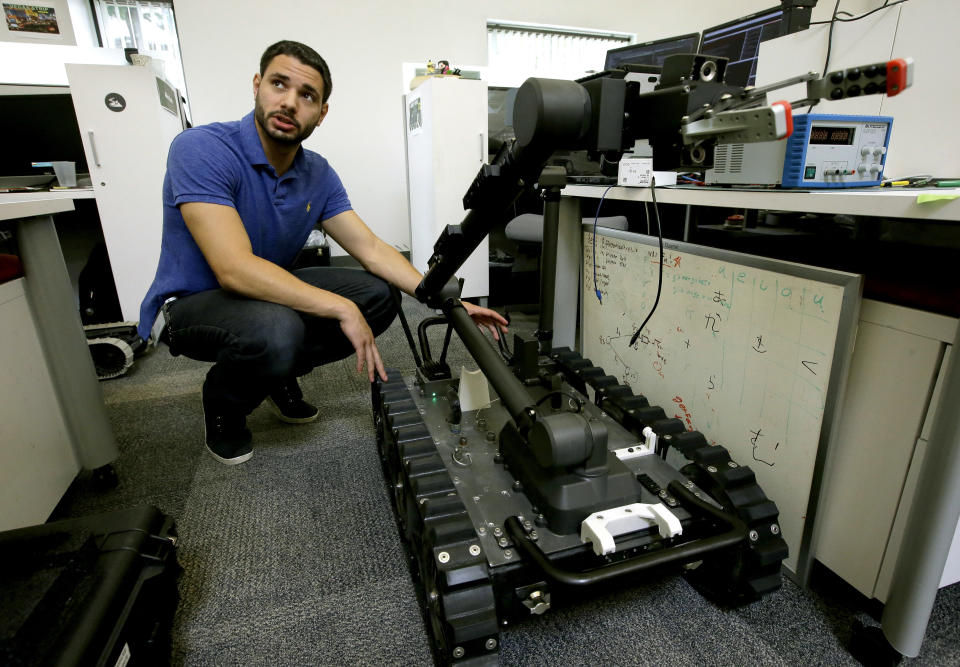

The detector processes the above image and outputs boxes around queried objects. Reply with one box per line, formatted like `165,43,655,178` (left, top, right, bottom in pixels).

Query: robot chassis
372,53,912,664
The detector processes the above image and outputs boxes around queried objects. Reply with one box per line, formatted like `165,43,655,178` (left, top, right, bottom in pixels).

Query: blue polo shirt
137,111,352,340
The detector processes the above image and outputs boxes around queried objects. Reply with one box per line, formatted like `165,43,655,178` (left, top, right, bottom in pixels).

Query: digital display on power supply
809,126,855,145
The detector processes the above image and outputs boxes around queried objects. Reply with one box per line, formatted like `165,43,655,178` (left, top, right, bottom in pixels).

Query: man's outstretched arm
180,201,386,381
322,209,508,340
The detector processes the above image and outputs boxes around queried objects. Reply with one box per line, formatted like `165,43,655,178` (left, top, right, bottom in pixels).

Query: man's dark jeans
164,267,397,415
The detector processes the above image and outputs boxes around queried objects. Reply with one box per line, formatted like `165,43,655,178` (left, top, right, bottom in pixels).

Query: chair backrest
505,214,629,243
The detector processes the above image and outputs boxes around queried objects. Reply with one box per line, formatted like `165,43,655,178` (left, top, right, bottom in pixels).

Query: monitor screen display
699,7,784,86
604,32,701,70
0,93,88,179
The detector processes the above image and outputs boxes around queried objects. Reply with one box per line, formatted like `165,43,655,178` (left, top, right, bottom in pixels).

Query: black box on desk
0,505,179,666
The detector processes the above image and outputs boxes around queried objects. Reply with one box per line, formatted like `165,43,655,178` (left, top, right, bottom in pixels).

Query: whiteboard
581,227,862,577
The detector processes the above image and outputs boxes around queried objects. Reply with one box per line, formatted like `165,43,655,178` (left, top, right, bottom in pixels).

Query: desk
0,194,118,531
4,186,97,202
559,183,960,658
564,184,960,222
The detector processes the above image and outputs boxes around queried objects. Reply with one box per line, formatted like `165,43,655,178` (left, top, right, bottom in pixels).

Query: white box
652,171,677,187
618,156,653,186
617,157,678,188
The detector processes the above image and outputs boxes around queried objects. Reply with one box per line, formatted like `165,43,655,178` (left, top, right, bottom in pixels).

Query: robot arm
413,78,604,436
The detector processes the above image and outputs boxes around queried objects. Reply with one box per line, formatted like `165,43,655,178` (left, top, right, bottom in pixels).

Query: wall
1,0,104,47
0,0,115,86
66,0,98,47
0,42,126,85
177,0,867,255
1,0,77,45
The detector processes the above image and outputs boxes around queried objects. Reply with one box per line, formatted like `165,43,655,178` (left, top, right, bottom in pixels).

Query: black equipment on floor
84,322,143,380
0,505,179,666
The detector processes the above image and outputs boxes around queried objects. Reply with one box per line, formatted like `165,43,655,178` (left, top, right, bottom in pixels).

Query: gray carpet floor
53,297,959,666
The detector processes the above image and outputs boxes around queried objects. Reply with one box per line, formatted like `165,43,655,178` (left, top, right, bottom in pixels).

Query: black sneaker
266,378,319,424
201,397,253,465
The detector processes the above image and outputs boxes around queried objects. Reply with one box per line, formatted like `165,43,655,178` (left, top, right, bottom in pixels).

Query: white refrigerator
66,63,185,322
404,77,489,299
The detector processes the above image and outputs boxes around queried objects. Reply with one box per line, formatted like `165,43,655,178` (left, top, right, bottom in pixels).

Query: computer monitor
604,32,701,70
699,7,784,87
0,93,88,179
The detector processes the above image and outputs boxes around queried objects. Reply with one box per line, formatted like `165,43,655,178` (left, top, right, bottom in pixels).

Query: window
93,0,187,99
487,21,632,87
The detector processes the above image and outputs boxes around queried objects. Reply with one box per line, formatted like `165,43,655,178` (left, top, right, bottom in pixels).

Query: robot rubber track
373,347,788,664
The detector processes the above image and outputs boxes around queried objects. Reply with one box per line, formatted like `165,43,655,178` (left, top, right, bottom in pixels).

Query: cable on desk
592,185,614,304
629,176,664,348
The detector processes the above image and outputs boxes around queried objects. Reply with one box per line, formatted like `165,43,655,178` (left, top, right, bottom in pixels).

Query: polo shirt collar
239,111,308,177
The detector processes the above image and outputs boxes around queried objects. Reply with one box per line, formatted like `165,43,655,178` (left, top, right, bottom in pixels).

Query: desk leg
554,196,581,350
881,323,960,656
18,214,119,470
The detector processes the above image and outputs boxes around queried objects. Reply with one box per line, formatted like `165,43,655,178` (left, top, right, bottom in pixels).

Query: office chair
501,212,629,314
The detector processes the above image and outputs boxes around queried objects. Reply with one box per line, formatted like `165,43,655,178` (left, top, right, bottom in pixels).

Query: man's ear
316,102,329,126
253,73,261,97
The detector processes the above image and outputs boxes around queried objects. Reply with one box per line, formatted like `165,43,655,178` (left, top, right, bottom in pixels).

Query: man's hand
338,302,388,382
462,301,509,341
322,209,508,349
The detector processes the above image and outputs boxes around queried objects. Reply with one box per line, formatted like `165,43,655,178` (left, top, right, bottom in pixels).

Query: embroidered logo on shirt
306,201,311,213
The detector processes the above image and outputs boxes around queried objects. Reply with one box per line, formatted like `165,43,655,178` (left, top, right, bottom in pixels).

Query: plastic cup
52,161,77,188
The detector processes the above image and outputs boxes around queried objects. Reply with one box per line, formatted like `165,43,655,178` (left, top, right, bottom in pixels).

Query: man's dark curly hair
259,40,332,103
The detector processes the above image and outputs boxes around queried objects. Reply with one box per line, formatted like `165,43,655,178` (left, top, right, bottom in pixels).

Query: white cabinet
66,64,184,322
813,299,959,599
404,77,488,299
0,278,77,531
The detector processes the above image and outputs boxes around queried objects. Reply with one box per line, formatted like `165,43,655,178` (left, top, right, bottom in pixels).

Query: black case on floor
0,505,179,666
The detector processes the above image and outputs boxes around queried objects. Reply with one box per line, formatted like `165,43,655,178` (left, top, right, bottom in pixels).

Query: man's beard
254,97,317,145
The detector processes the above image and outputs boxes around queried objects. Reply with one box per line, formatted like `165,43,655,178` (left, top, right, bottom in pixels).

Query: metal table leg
881,324,960,656
554,196,582,350
18,214,118,469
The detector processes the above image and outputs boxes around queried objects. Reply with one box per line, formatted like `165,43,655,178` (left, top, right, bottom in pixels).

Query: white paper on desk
458,366,491,411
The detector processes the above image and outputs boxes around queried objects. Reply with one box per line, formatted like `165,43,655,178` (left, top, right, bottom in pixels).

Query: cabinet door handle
479,132,485,162
88,131,101,167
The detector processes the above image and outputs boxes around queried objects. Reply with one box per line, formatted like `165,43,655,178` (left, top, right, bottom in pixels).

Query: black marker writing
750,428,776,467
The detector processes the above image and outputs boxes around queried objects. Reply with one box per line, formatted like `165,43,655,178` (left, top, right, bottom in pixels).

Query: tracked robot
372,53,912,664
